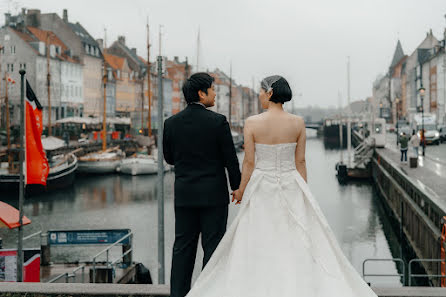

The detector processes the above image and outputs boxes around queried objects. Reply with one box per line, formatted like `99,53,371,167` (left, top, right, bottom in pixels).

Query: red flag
25,80,49,185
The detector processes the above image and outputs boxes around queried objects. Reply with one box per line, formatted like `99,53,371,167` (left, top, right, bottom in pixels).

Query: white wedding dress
186,142,378,296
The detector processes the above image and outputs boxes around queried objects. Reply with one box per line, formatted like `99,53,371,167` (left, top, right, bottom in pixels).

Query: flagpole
17,69,26,282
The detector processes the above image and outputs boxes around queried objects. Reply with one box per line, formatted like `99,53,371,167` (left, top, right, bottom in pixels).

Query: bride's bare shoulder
287,113,305,126
245,114,264,125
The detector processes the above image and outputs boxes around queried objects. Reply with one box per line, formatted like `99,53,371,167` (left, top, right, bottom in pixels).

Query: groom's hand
231,189,242,205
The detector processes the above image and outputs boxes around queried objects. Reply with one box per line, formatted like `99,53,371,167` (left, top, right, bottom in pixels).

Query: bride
185,75,378,296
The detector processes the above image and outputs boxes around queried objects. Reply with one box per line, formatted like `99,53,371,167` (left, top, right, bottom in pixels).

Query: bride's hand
231,189,242,205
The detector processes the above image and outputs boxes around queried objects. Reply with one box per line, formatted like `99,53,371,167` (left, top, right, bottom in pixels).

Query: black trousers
170,206,228,297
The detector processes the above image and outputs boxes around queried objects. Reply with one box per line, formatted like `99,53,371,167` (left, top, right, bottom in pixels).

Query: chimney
118,36,126,45
4,13,11,26
26,9,41,27
131,48,137,55
96,39,104,51
63,9,68,22
174,56,179,63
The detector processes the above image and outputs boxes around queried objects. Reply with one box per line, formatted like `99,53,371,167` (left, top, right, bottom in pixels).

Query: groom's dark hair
182,73,215,103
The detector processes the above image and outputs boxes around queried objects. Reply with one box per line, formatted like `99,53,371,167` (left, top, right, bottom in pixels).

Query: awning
0,201,31,229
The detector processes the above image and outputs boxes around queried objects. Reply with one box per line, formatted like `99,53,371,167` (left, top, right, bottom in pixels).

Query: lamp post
419,87,426,156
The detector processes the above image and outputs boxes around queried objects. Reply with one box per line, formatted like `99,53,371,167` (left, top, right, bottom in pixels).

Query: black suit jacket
163,104,241,207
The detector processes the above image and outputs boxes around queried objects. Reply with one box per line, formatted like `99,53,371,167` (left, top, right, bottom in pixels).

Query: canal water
0,129,408,286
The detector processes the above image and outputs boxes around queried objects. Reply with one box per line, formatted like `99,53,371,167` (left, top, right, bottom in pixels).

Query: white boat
78,149,123,174
119,155,170,176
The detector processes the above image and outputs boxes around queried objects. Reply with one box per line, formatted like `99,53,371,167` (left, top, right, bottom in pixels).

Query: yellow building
104,53,142,117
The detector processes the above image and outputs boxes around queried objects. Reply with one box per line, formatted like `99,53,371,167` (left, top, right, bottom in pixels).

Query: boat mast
229,62,232,128
46,32,52,136
4,72,11,171
347,56,352,168
147,18,152,137
102,29,108,151
196,27,200,72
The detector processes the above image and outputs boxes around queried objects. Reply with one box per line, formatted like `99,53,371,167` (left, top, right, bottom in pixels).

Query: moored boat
77,147,124,174
119,154,170,176
0,153,78,195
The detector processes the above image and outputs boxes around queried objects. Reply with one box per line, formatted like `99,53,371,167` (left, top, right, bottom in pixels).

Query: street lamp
418,86,426,156
395,97,400,146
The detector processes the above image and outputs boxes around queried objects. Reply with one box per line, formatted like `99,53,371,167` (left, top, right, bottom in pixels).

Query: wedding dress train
186,143,377,296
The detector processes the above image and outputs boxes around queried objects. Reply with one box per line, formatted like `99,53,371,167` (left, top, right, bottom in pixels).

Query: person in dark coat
163,72,242,297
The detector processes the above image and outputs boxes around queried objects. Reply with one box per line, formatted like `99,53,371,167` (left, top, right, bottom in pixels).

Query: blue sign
48,229,131,245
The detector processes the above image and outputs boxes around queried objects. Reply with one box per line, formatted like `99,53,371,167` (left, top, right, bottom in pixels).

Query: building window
10,46,15,54
10,64,13,72
0,47,4,54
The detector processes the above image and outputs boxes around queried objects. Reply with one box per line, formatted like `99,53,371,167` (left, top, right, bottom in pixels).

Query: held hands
231,189,243,205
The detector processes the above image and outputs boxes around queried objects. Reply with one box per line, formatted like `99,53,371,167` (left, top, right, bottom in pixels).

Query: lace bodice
255,142,297,174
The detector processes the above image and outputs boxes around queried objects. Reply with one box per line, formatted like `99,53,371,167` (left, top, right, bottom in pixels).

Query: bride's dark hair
260,76,292,104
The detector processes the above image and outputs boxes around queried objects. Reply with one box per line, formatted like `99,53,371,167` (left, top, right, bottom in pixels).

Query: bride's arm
238,119,256,199
295,118,307,182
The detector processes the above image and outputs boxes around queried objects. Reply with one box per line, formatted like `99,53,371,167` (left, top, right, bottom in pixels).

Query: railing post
92,258,96,283
41,233,51,266
123,234,133,267
82,266,85,283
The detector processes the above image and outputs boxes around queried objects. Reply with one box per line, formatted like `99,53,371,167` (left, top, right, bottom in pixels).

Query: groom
163,72,242,297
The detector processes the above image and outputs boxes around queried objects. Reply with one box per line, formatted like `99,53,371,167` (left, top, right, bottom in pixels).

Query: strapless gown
186,143,378,296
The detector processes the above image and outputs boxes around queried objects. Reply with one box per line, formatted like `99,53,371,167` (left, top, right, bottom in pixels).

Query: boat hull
119,158,167,176
77,159,121,174
0,155,78,195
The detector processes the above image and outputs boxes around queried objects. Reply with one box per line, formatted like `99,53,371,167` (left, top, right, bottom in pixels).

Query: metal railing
47,265,87,283
408,259,446,286
353,137,375,168
22,231,42,241
47,232,132,284
47,272,70,283
92,232,133,283
362,258,406,285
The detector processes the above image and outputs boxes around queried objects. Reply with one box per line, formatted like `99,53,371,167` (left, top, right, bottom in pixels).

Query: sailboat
77,146,123,174
77,32,124,174
118,147,170,176
0,79,78,195
118,20,165,176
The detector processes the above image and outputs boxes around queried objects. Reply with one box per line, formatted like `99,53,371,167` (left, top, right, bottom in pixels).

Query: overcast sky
1,0,445,108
